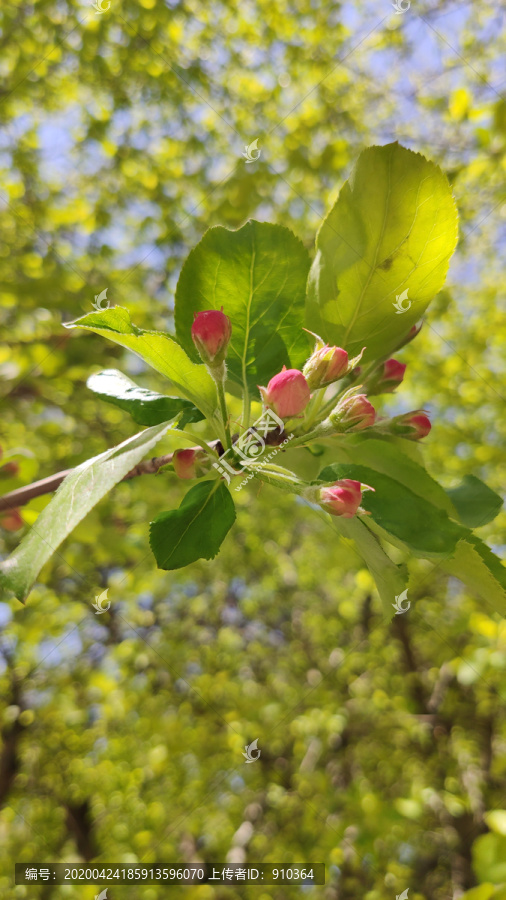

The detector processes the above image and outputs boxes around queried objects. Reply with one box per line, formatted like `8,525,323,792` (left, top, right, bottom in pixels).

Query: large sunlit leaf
150,480,236,570
66,308,218,422
174,221,311,393
0,423,172,603
306,142,458,362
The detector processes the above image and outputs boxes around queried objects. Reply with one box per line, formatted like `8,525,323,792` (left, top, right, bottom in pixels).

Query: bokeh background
1,0,506,897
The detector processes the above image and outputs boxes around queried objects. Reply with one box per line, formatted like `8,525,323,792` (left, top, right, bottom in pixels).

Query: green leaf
319,462,466,556
337,437,457,516
87,369,204,427
66,308,218,422
0,423,172,602
306,142,458,362
445,474,503,527
460,887,502,900
149,480,235,570
332,515,407,619
485,810,506,836
174,221,311,392
441,536,506,613
176,405,207,431
472,833,506,885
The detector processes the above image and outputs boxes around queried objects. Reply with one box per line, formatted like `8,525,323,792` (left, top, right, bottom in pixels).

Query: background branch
0,440,221,512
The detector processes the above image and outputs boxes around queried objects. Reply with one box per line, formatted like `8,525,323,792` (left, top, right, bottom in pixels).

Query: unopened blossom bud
393,320,423,352
304,479,374,518
0,509,23,531
173,448,212,480
191,308,232,366
320,479,363,517
0,461,19,476
367,358,406,395
303,345,349,389
259,366,311,419
389,410,431,440
0,446,19,477
329,393,376,432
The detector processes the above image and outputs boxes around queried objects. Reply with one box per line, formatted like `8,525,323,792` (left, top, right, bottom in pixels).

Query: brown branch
392,613,430,714
0,440,222,513
0,669,26,809
64,799,97,861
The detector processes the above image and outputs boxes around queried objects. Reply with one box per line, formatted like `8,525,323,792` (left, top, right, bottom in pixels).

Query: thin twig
0,440,222,512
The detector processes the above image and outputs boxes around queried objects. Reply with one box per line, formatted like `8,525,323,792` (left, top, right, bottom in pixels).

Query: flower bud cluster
187,311,431,513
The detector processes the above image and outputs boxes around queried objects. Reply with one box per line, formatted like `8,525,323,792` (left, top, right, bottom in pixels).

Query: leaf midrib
241,235,256,397
160,481,219,567
341,150,393,347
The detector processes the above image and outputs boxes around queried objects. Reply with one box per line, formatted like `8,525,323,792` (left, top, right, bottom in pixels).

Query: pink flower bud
384,358,406,382
0,446,19,477
368,358,406,395
390,410,431,440
303,345,349,390
0,461,19,477
173,448,211,480
319,479,373,518
0,508,24,531
259,366,311,419
191,308,232,365
393,321,423,352
330,393,376,432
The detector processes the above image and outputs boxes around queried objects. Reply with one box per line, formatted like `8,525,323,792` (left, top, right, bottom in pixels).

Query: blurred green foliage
1,0,505,897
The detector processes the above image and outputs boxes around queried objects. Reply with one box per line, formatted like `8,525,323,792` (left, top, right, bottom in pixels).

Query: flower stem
250,467,304,494
287,428,330,451
216,378,233,452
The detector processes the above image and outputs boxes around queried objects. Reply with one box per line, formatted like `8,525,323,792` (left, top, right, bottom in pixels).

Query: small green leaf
176,405,207,431
0,423,172,602
66,308,218,422
174,221,311,393
305,443,327,457
87,369,204,427
319,462,466,556
306,143,458,362
445,474,503,528
149,480,235,570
